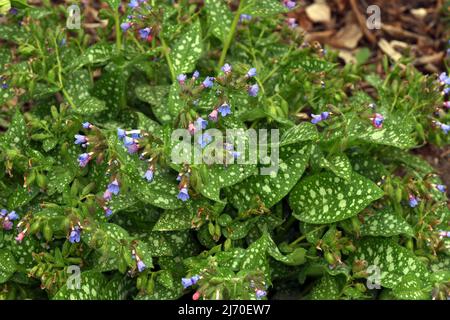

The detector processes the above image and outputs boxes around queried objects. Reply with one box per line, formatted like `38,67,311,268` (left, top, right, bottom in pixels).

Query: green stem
114,9,122,51
160,36,175,81
218,0,245,69
289,225,326,247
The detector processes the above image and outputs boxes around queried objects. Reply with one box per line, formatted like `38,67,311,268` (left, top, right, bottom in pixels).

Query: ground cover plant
0,0,449,300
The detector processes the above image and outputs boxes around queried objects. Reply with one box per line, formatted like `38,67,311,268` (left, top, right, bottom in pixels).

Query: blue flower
177,187,190,201
221,63,232,74
1,209,8,217
126,143,139,154
138,27,151,40
7,211,19,221
69,226,81,243
202,76,214,88
1,83,8,89
107,179,120,195
198,133,212,148
78,153,91,167
177,74,187,83
436,184,447,193
196,117,208,130
239,14,252,22
193,70,200,79
408,194,419,208
104,207,113,218
218,103,231,117
191,275,200,285
128,129,141,139
248,84,259,97
144,168,154,182
74,134,88,145
82,122,92,129
128,0,139,9
121,22,132,32
440,123,450,134
60,38,66,46
137,260,146,272
117,128,126,140
283,0,296,9
182,277,193,288
123,136,135,146
371,113,384,129
311,112,330,124
438,72,450,85
247,68,257,78
256,289,267,299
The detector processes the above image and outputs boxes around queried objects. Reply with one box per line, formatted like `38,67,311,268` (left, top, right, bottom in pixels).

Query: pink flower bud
192,291,200,300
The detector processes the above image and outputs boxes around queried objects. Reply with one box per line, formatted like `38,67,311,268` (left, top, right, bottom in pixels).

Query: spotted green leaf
349,118,416,149
295,57,336,73
320,153,353,181
169,19,202,76
47,166,76,196
204,0,232,42
68,43,113,70
310,275,341,300
198,163,258,202
135,85,173,123
350,155,387,182
153,204,196,231
361,208,414,237
0,249,16,284
167,82,185,119
279,122,319,146
64,69,91,106
244,0,288,17
105,0,120,10
53,271,110,300
392,274,430,300
0,24,27,42
352,237,429,288
0,109,27,150
74,96,106,115
290,172,384,224
7,185,39,209
226,144,312,212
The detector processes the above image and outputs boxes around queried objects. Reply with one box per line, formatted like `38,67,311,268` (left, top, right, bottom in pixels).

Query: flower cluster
438,72,450,95
181,275,200,288
121,0,155,42
1,209,19,231
75,122,99,167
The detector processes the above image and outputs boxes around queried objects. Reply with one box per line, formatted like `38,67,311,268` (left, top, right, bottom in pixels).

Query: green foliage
0,0,448,301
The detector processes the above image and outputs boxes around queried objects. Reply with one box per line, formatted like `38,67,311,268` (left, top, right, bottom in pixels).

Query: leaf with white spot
290,172,384,224
84,223,130,272
279,122,319,146
74,96,106,115
153,205,195,231
135,111,163,137
320,153,353,181
169,19,202,76
204,0,232,42
310,275,341,300
226,144,312,212
361,208,414,237
349,117,416,149
135,85,173,123
350,155,387,182
295,57,336,73
392,274,430,300
64,69,91,106
0,109,27,150
222,218,258,240
0,24,27,43
167,82,186,119
198,163,258,202
244,0,288,17
7,184,39,209
352,237,429,289
53,271,109,300
93,63,129,118
68,43,113,70
386,149,435,175
0,249,16,284
47,166,76,196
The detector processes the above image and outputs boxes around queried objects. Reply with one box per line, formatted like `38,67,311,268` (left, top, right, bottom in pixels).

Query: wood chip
378,38,402,62
305,0,331,23
330,24,363,49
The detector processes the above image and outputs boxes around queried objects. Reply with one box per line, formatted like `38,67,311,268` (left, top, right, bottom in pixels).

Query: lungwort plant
0,0,449,300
